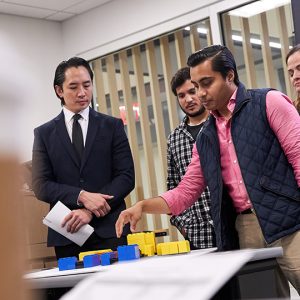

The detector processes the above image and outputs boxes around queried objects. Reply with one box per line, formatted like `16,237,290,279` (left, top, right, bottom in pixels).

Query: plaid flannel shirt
167,116,215,249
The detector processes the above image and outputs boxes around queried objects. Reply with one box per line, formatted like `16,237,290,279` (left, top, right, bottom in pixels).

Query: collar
210,88,238,119
63,106,90,122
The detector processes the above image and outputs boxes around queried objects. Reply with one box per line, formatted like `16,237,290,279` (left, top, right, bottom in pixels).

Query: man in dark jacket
32,57,135,259
116,45,300,296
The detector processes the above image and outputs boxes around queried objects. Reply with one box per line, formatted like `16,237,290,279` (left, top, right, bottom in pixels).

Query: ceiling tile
64,0,111,14
46,11,75,21
0,2,54,19
3,0,81,11
0,0,114,21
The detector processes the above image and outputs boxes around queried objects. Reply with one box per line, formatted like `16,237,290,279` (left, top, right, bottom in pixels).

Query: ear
227,70,234,83
55,85,63,98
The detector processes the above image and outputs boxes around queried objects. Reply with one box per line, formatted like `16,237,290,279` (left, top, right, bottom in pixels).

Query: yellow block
127,233,145,246
127,232,156,255
157,243,170,255
144,232,156,252
169,242,179,255
157,240,190,255
143,244,155,256
177,240,190,253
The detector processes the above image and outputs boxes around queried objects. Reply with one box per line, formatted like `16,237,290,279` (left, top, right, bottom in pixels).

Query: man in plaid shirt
168,67,215,249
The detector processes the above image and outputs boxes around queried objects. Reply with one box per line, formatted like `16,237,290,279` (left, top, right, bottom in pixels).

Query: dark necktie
72,114,84,161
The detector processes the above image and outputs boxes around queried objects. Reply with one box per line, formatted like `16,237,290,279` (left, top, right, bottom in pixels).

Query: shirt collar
63,106,90,122
210,88,238,119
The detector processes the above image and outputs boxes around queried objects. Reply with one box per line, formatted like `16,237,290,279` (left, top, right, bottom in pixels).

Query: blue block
117,244,140,261
100,252,112,266
83,254,101,268
58,256,77,271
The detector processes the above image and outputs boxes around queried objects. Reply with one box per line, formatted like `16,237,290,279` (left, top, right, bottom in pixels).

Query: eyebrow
192,76,212,84
68,80,91,85
288,64,300,72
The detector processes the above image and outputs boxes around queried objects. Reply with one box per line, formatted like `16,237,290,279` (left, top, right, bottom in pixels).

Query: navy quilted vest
196,83,300,250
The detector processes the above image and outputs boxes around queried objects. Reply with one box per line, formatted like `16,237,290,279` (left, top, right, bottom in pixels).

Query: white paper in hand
43,201,94,246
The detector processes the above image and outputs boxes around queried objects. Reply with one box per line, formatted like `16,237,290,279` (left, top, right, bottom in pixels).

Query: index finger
115,212,128,238
103,201,111,214
62,212,73,227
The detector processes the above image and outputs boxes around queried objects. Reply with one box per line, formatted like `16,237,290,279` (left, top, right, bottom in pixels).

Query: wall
0,14,63,161
62,0,218,60
61,0,257,60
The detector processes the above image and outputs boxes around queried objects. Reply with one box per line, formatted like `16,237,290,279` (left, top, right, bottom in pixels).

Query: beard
181,105,206,118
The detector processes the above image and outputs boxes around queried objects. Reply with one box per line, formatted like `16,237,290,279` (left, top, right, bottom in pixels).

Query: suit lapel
54,111,80,168
81,108,99,171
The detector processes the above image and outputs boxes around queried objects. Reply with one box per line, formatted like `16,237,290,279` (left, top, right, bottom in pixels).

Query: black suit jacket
32,108,134,246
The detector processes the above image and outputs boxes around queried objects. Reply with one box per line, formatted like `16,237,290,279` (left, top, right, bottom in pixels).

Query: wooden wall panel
145,40,167,230
222,14,235,55
240,17,257,88
174,31,186,68
118,51,143,210
205,19,213,46
106,55,120,117
190,24,201,53
160,35,179,132
258,12,277,88
92,59,108,114
159,35,180,241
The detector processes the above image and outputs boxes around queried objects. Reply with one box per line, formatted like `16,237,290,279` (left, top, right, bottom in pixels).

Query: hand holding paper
43,201,94,246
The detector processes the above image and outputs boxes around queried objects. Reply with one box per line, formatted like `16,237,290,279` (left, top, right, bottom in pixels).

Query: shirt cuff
77,190,84,207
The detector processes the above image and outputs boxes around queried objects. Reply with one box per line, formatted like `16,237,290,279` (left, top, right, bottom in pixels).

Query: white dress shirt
62,106,89,146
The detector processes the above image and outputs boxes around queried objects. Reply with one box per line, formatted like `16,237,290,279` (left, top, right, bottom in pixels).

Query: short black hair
170,67,191,96
53,57,94,105
187,45,239,85
286,44,300,64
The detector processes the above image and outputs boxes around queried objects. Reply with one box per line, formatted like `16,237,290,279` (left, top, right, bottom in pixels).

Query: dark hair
170,67,191,96
187,45,239,85
286,44,300,64
53,57,94,105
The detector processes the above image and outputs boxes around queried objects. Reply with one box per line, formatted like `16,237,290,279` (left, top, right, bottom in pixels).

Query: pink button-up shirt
162,90,300,215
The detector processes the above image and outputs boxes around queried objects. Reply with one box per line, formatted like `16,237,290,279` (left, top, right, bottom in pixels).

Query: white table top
25,247,283,300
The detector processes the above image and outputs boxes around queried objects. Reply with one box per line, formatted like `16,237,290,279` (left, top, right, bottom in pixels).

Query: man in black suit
32,57,135,259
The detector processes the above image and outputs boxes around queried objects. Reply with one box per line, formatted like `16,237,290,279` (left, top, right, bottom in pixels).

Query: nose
196,87,206,98
293,69,300,81
185,95,193,103
78,85,86,97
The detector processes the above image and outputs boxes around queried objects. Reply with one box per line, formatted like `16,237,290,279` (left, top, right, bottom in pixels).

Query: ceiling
0,0,113,21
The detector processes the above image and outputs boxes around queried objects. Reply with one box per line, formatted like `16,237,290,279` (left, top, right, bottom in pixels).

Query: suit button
80,178,84,183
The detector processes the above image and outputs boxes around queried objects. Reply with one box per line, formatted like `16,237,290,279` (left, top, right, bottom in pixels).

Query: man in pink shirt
116,45,300,296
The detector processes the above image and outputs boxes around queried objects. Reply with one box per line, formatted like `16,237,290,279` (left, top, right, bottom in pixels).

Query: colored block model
127,232,156,256
57,232,190,271
157,240,190,256
83,254,101,268
58,256,77,271
79,249,112,261
117,244,140,261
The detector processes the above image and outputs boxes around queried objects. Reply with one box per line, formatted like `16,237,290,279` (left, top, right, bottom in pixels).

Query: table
25,247,283,300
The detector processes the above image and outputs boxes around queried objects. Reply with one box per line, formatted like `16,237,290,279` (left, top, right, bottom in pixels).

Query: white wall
61,0,254,60
62,0,218,60
0,14,63,161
